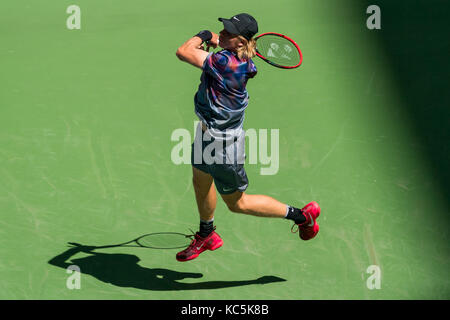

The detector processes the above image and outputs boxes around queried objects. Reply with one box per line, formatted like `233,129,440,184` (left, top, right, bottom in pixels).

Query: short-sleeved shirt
194,50,257,139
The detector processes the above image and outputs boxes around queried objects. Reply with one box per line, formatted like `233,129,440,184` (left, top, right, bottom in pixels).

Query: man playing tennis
175,13,321,262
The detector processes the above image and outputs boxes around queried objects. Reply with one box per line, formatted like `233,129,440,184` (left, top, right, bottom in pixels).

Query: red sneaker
292,201,321,240
176,230,223,262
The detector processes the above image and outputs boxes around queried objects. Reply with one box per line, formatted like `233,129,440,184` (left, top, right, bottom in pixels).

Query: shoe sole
300,223,319,241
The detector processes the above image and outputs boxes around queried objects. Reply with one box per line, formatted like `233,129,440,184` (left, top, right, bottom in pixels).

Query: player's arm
47,243,94,268
176,31,218,69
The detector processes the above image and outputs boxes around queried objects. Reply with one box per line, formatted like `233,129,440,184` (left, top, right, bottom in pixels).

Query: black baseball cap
218,13,258,40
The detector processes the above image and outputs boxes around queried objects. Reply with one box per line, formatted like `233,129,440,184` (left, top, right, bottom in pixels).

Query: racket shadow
48,236,286,291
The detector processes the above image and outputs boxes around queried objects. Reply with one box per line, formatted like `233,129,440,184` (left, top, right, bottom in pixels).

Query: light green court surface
1,0,448,299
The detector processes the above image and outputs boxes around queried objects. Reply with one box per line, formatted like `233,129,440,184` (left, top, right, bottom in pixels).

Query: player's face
219,29,244,51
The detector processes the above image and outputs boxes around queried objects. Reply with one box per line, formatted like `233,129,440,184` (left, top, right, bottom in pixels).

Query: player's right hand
207,32,219,49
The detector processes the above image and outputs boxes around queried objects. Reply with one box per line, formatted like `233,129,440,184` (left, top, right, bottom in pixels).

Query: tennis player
175,13,321,262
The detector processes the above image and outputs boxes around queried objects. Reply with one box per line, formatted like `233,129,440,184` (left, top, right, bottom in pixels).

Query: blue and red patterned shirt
194,50,257,135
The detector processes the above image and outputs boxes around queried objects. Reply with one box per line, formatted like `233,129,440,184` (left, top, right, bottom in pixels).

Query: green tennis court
1,0,448,299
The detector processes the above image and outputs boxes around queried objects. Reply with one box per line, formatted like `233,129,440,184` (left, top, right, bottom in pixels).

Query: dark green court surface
1,0,448,299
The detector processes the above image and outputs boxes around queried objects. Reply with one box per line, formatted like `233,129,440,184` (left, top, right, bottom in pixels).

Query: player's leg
221,191,321,240
211,155,314,228
176,166,223,262
220,191,286,218
192,166,216,223
212,162,289,219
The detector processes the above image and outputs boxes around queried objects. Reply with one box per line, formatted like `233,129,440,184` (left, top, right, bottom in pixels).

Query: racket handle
204,39,219,52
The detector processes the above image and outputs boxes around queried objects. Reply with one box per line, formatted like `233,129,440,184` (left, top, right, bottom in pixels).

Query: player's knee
226,197,247,214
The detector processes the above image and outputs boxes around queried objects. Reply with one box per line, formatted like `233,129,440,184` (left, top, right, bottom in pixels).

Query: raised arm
48,243,96,269
176,31,218,69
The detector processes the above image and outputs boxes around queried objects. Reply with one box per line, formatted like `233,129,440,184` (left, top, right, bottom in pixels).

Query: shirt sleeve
202,51,230,80
247,59,258,79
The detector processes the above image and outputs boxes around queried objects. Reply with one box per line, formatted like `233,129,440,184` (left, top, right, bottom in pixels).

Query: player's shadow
48,242,286,291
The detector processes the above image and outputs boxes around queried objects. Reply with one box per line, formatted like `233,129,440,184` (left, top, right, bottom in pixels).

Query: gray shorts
191,127,248,195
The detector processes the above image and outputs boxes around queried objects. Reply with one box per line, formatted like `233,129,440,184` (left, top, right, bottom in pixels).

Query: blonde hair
236,36,257,61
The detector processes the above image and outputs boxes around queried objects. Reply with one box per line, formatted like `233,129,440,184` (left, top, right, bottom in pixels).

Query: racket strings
256,35,301,67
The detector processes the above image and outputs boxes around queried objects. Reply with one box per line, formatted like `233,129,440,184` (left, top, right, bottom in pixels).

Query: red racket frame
254,32,303,69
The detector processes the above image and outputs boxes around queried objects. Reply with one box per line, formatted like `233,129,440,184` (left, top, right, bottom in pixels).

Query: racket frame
254,32,303,69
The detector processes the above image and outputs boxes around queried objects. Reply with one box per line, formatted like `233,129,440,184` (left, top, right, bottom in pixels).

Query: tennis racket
254,32,303,69
205,32,302,69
